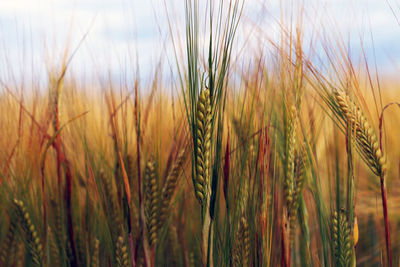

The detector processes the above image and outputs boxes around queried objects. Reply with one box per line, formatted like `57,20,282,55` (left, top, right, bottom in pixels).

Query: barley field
0,0,400,266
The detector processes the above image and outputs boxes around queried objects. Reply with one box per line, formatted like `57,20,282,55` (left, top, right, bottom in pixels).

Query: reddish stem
378,104,399,267
380,176,392,267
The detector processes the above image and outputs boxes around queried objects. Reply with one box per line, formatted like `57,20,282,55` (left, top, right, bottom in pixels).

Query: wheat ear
334,90,385,176
100,171,123,241
159,149,186,227
144,157,160,247
289,147,306,246
333,210,353,267
194,88,212,204
116,236,129,267
13,199,43,267
90,238,100,267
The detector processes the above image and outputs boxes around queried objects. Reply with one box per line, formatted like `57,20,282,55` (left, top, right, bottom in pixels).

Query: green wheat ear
333,210,353,267
13,199,43,267
334,90,386,176
194,88,212,204
144,157,160,247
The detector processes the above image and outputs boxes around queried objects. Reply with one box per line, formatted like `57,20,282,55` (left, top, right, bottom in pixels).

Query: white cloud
0,0,399,82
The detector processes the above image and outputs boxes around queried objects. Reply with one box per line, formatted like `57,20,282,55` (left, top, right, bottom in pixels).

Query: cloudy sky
0,0,400,84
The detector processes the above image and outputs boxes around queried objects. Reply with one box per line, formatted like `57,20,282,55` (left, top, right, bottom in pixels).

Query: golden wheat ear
332,210,353,267
194,88,212,204
334,90,386,176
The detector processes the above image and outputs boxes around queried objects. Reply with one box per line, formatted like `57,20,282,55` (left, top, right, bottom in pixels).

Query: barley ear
334,90,385,176
194,88,212,204
333,210,353,267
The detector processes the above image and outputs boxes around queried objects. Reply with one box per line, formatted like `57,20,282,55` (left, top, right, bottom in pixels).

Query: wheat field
0,0,400,266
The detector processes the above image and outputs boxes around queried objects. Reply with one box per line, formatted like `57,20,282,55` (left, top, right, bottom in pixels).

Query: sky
0,0,400,85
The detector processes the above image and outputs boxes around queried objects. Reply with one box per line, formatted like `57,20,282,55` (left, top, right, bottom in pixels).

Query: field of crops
0,0,400,266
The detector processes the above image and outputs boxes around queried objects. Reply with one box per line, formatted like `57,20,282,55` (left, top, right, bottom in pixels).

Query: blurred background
1,0,400,84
